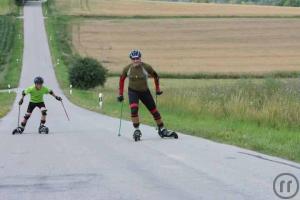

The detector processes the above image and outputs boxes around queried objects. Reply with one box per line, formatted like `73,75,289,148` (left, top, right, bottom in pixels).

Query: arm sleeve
24,87,31,95
44,87,51,94
119,66,129,96
144,63,160,92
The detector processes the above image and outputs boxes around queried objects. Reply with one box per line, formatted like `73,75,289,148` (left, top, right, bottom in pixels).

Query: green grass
108,71,300,79
45,15,74,89
0,3,22,118
63,78,300,162
0,0,12,15
0,16,23,89
0,92,16,118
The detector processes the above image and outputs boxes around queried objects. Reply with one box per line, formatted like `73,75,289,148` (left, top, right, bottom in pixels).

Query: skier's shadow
13,132,65,135
14,132,44,135
119,135,176,142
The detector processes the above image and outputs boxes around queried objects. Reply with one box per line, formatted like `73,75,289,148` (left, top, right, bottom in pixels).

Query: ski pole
60,100,70,121
155,93,158,130
17,104,21,127
118,101,124,137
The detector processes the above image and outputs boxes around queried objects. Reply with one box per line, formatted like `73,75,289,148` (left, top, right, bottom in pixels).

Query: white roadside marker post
70,85,72,95
8,84,11,94
99,93,103,109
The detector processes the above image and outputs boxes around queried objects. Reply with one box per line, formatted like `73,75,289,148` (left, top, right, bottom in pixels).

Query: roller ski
12,127,24,135
133,129,142,142
12,104,23,135
158,128,178,139
38,125,49,134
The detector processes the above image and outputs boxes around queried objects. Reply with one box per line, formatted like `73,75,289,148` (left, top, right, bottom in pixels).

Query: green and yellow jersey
24,85,51,103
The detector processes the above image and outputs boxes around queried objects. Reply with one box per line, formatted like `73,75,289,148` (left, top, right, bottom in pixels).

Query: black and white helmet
129,50,142,59
34,76,44,84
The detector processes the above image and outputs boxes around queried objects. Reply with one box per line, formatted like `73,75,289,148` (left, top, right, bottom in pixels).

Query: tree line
166,0,300,7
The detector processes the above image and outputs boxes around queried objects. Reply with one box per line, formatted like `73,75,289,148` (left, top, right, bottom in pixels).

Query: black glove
156,91,163,96
117,95,124,102
18,98,23,105
55,96,62,101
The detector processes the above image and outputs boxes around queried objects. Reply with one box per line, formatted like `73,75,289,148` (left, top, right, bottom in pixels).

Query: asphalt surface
0,2,299,200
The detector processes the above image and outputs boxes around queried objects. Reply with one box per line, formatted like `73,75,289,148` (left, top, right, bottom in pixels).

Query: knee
130,103,139,117
41,109,47,116
133,123,140,128
24,113,31,120
150,108,161,120
21,113,31,127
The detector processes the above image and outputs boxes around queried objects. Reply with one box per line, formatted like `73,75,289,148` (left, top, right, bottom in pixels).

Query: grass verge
0,14,24,89
0,92,16,118
0,0,15,15
64,78,300,162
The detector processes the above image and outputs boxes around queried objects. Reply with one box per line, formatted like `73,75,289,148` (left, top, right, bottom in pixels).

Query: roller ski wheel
12,127,24,135
159,128,178,139
38,125,49,134
133,129,142,142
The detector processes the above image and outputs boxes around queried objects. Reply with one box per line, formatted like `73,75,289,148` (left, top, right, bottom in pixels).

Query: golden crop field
72,18,300,73
56,0,300,17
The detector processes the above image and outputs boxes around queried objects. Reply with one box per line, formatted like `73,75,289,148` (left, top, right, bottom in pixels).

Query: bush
15,0,25,6
69,57,108,89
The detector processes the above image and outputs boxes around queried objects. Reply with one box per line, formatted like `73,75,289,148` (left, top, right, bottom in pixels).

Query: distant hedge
15,0,25,6
167,0,300,7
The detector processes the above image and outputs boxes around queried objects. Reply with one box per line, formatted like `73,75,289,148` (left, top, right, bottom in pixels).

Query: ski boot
133,129,142,142
158,128,178,139
12,127,24,135
38,125,49,134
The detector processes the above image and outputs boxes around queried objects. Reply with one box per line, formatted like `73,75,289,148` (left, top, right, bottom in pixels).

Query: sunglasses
131,57,140,60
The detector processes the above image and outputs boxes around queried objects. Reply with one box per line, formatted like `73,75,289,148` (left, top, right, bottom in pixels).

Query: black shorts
27,102,46,113
128,88,156,112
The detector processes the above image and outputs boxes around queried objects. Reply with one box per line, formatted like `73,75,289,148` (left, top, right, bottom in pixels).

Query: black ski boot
133,129,142,142
12,127,24,135
158,128,178,139
38,125,49,134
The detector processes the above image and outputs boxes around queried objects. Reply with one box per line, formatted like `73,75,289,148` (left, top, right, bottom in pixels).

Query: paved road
0,2,299,200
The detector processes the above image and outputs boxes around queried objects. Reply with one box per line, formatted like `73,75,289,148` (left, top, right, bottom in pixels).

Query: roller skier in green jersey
12,77,62,134
118,50,178,141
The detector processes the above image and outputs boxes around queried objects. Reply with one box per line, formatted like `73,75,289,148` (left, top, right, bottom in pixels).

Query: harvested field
72,18,300,73
56,0,300,17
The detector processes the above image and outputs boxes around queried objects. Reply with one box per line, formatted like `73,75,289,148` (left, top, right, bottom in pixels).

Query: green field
0,0,12,15
0,92,16,118
0,2,23,119
0,16,23,89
